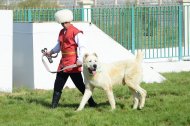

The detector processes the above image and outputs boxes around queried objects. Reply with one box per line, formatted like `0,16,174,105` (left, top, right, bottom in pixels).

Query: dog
76,51,147,111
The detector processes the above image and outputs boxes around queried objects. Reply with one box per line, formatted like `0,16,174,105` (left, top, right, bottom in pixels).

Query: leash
41,48,77,73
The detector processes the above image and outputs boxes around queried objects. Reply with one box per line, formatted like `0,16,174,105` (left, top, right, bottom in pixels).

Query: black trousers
53,72,96,105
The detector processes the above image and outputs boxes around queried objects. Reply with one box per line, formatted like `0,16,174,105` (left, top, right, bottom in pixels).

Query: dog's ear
83,53,89,60
93,53,98,57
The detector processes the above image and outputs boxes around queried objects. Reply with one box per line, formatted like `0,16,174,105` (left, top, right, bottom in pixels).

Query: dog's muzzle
88,64,97,76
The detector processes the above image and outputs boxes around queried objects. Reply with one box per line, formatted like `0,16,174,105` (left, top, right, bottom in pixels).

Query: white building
0,10,13,92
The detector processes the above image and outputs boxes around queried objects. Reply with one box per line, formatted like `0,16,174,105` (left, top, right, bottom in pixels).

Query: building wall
32,22,62,89
13,23,34,89
0,10,13,92
13,22,76,90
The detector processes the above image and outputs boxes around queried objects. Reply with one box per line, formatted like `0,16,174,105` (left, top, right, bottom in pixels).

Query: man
44,9,97,108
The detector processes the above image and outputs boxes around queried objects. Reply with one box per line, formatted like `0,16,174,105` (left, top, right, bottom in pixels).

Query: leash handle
42,54,77,73
41,48,78,73
41,48,58,63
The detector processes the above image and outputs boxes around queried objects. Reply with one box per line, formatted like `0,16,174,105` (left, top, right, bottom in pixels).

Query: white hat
54,9,73,23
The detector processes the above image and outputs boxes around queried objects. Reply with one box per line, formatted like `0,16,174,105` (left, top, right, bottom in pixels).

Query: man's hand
41,48,55,63
43,51,52,57
42,48,54,57
76,60,82,66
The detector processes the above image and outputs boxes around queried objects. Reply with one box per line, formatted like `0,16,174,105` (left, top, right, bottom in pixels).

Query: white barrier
0,10,13,92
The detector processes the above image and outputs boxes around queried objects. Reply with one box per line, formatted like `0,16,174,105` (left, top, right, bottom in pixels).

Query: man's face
61,22,70,29
61,23,65,28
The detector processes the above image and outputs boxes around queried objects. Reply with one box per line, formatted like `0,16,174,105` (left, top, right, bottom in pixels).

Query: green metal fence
13,6,190,60
90,6,184,60
13,8,83,22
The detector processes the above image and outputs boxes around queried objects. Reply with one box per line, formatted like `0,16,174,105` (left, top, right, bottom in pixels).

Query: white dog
77,51,147,111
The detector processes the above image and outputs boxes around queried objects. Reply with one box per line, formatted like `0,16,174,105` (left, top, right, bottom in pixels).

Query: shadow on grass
59,103,79,108
7,95,51,108
27,98,51,108
7,95,127,110
59,101,116,110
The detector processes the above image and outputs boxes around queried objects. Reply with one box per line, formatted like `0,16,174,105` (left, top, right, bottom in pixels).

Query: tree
16,0,59,8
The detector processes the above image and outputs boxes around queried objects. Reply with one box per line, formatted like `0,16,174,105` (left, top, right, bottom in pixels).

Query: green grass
1,72,190,126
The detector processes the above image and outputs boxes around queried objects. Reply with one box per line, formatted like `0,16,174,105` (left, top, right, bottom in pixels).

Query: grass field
0,72,190,126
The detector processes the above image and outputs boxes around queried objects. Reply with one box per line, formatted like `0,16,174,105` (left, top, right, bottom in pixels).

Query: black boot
88,97,97,107
51,91,62,108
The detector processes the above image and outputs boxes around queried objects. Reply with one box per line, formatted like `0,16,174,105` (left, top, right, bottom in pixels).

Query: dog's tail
136,50,144,63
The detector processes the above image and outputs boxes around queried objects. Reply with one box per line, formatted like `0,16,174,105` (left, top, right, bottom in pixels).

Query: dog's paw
132,106,138,110
109,108,116,112
110,107,116,111
75,110,80,112
138,105,144,110
75,108,82,112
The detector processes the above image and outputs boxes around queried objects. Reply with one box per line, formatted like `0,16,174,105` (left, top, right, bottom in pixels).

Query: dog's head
83,53,99,76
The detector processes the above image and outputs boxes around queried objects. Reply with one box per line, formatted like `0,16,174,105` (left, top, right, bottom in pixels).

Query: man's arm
75,32,87,65
51,40,61,54
43,40,60,57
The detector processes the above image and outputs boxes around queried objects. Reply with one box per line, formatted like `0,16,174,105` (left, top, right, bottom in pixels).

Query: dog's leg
129,87,139,109
105,87,116,110
127,83,146,110
134,86,146,110
138,87,147,109
76,88,93,111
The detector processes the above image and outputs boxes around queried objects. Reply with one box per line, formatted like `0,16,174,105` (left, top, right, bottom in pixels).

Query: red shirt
58,24,83,73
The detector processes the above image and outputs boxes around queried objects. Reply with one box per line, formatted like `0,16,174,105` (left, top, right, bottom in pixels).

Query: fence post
183,0,190,58
158,0,162,6
178,5,183,61
136,0,139,5
114,0,118,5
28,9,32,22
131,6,135,54
78,0,93,22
